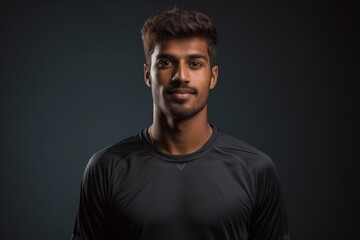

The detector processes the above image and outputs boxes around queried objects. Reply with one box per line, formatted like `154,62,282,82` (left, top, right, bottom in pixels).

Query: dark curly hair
141,7,217,67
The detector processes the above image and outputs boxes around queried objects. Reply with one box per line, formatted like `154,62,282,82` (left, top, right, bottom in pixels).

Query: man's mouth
167,88,196,94
166,88,196,100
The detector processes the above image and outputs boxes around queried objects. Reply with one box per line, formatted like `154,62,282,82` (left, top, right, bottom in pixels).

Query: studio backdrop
0,1,358,239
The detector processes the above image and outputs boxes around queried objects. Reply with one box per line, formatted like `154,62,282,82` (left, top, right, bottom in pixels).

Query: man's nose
172,62,189,83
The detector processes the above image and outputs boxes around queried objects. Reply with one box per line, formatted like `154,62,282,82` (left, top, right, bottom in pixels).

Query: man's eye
157,60,172,68
189,61,202,68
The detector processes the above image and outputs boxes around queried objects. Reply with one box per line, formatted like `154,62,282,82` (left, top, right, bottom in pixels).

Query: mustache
166,85,198,94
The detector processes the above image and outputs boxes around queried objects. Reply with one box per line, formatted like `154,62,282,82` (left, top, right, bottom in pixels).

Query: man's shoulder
86,130,147,170
215,129,275,172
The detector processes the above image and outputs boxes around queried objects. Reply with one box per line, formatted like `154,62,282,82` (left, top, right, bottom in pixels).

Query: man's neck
149,107,213,155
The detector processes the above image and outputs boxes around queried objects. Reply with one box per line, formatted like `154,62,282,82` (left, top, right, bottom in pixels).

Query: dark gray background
1,0,359,239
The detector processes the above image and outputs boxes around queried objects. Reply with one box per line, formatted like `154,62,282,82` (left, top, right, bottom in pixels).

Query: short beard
166,101,207,120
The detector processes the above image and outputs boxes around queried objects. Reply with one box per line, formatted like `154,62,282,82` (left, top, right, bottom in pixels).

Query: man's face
144,37,218,120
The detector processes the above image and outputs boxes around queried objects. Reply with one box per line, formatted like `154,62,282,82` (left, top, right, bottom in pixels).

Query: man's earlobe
210,65,218,89
144,64,151,87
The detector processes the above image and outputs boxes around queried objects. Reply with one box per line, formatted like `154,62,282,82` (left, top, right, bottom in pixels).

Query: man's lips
166,88,196,100
167,88,196,94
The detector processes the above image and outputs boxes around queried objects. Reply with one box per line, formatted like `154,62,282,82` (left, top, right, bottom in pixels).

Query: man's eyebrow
188,54,208,62
156,53,208,62
156,54,176,60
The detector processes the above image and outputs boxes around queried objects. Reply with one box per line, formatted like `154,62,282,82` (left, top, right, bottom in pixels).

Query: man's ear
144,64,151,87
209,65,218,89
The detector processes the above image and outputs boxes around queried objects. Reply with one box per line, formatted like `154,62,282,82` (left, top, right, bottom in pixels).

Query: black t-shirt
72,126,290,240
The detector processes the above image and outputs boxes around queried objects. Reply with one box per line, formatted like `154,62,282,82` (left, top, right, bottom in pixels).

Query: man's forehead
152,37,209,58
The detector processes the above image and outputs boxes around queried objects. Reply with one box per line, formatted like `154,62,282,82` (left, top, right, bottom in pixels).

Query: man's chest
109,158,254,227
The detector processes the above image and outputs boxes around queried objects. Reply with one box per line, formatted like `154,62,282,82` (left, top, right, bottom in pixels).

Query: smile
167,88,196,94
166,88,196,101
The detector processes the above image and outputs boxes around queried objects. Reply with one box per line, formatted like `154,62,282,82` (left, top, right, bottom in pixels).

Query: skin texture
144,37,218,155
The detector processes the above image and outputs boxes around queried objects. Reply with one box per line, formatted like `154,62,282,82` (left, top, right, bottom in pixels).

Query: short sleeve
71,153,111,240
249,156,290,240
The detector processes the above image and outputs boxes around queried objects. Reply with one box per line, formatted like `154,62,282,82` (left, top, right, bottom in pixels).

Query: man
72,7,290,240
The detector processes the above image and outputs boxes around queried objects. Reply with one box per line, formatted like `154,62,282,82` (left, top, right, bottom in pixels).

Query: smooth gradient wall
1,1,359,239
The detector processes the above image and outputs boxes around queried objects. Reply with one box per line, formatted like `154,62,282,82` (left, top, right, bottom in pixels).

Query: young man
72,8,290,240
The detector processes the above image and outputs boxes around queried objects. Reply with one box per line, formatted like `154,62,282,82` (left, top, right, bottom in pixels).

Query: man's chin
167,105,205,120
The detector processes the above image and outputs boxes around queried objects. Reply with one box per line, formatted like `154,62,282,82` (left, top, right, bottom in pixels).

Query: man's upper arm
72,153,111,240
249,155,290,240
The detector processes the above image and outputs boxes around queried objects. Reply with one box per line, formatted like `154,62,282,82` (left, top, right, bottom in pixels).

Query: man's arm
72,153,110,240
249,156,290,240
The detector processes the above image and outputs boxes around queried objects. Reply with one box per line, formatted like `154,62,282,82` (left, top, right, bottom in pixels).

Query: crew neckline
140,124,218,163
